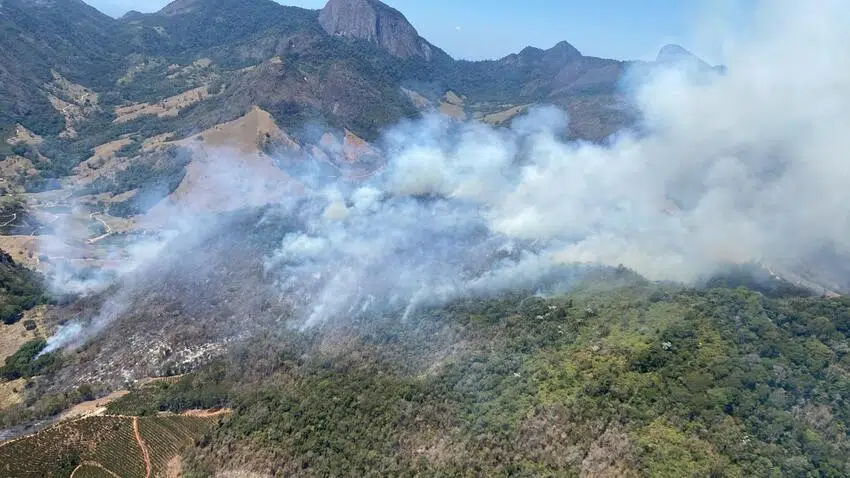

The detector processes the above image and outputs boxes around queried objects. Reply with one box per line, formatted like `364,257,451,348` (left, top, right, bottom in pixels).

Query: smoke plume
42,0,850,350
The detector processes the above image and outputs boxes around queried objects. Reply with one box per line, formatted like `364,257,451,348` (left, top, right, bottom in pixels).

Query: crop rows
71,463,119,478
87,419,146,478
138,415,220,473
0,414,220,477
0,416,137,477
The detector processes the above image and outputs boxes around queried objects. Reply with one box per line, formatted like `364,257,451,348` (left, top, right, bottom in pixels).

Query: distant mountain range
0,0,722,147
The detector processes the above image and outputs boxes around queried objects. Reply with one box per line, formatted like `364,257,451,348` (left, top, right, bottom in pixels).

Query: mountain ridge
0,0,722,152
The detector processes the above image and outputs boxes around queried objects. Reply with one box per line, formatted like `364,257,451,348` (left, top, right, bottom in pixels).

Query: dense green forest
0,339,62,380
0,250,46,325
95,271,850,477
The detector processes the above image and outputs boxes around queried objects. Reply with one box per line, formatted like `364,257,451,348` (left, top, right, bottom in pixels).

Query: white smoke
264,0,850,325
41,321,83,355
41,0,850,348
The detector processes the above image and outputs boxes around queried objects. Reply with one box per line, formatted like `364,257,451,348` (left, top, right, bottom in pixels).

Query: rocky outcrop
319,0,433,59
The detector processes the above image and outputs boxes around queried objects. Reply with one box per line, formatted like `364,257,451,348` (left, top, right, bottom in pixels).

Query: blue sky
86,0,753,63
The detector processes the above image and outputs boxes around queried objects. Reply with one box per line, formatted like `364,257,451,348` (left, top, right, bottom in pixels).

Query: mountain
0,0,733,182
120,0,320,60
0,0,648,145
656,43,726,75
502,41,583,68
0,0,121,134
319,0,443,60
657,44,709,66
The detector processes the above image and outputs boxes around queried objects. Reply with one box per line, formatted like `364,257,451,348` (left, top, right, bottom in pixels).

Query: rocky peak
656,44,709,68
319,0,433,59
656,44,727,75
502,40,583,68
544,41,583,62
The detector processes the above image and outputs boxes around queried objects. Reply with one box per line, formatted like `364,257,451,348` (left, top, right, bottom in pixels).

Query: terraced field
0,413,227,477
138,415,222,475
72,463,121,477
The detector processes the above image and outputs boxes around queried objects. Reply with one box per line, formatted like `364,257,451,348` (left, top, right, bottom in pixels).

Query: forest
86,270,850,477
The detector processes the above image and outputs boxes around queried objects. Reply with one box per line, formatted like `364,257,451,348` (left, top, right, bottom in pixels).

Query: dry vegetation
156,107,299,214
58,391,131,422
438,91,467,120
175,106,296,153
0,306,45,362
0,378,27,410
0,155,39,185
45,72,100,140
481,104,533,125
142,133,176,152
401,87,432,110
6,125,43,147
114,87,211,124
342,130,378,163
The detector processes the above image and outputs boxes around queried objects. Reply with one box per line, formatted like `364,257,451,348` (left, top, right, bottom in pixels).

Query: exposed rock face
319,0,433,59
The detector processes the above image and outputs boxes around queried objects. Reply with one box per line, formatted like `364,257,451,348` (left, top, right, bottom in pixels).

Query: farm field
0,412,227,477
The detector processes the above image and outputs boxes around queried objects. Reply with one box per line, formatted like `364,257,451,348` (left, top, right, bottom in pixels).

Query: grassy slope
94,273,850,477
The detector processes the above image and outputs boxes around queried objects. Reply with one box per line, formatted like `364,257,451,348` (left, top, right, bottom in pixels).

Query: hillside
0,0,121,135
184,284,849,476
6,276,850,476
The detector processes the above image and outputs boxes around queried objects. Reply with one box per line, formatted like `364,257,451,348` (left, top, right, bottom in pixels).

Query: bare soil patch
166,456,182,478
0,379,27,410
0,235,39,267
0,305,45,361
177,408,233,418
58,390,131,422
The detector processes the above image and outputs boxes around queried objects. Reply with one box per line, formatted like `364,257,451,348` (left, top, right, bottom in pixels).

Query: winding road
87,212,113,244
132,416,153,478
